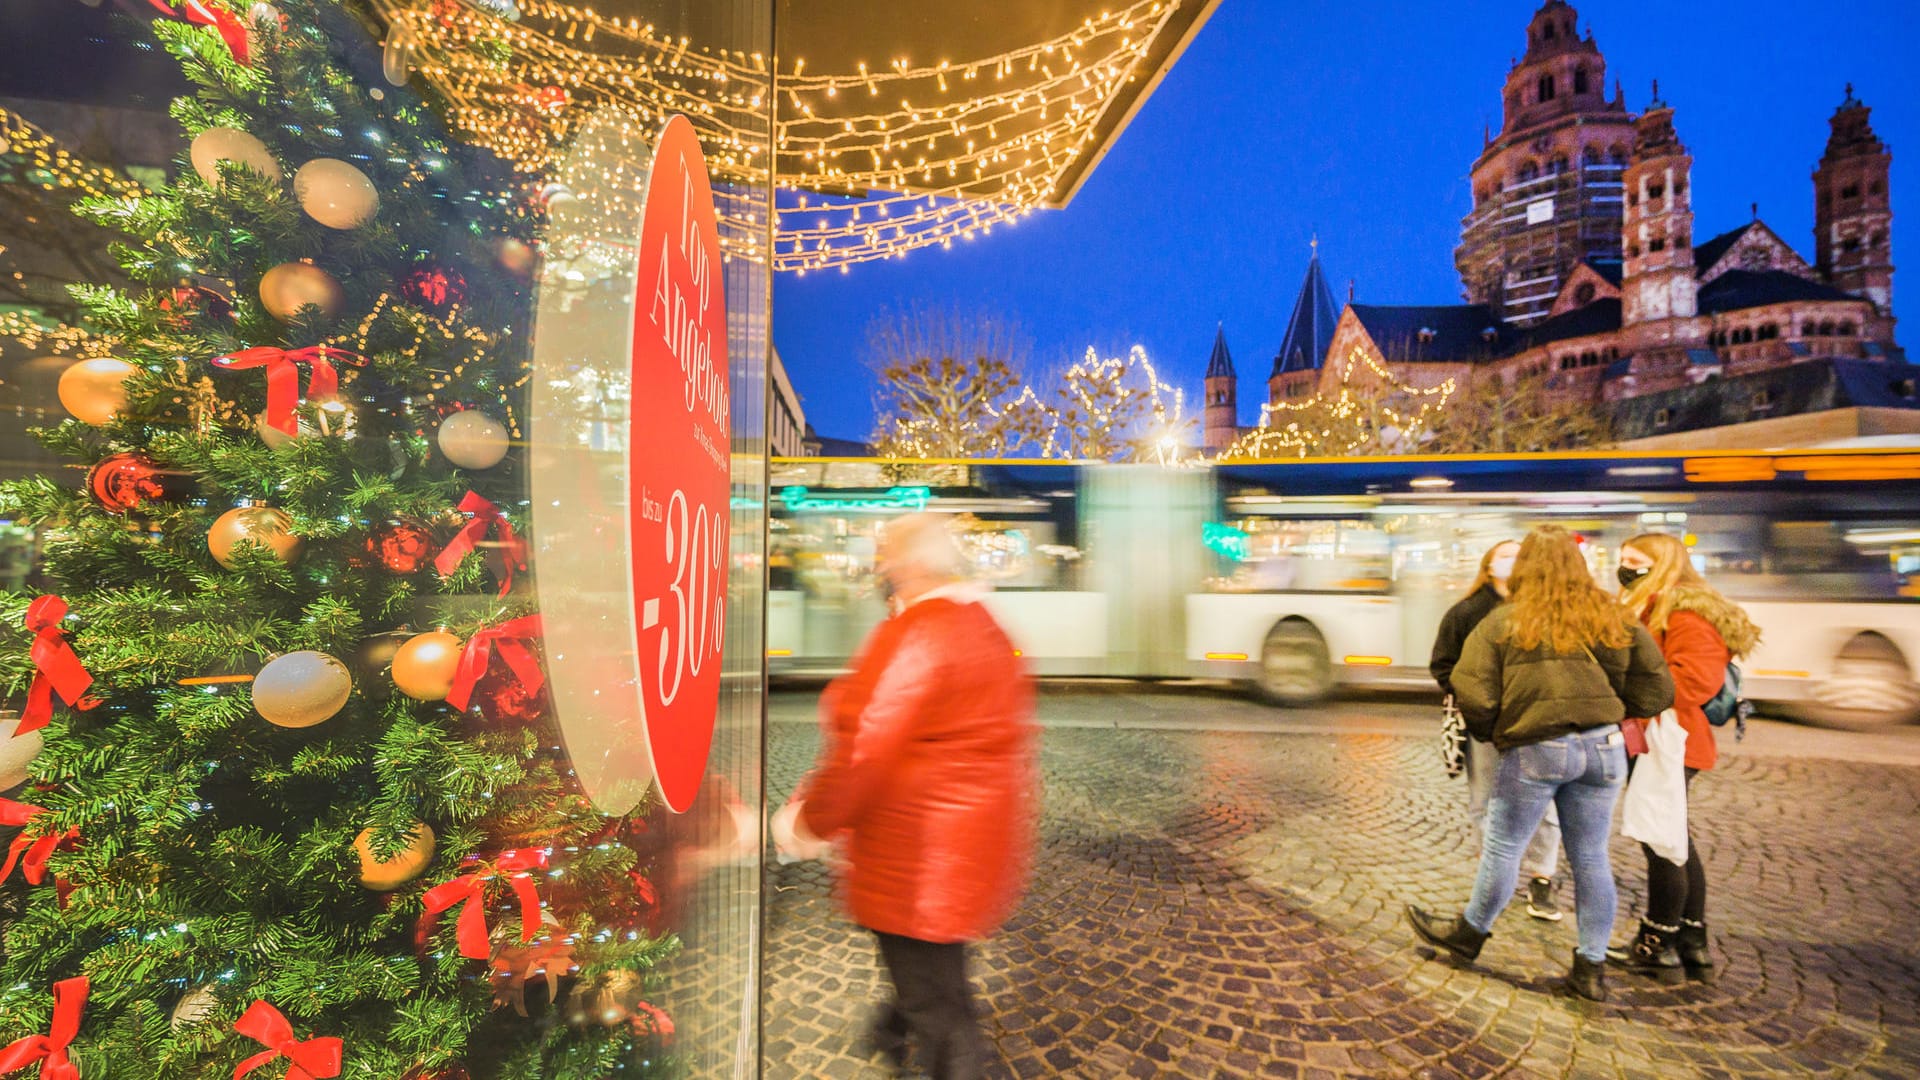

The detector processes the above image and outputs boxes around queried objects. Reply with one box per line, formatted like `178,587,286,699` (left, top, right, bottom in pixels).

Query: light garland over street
364,0,1197,272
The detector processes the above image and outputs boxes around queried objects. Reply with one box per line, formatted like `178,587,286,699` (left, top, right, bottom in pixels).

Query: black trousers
871,930,988,1080
1641,766,1707,927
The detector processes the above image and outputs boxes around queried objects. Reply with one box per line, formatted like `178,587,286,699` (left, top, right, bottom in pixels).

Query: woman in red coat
781,514,1038,1080
1611,532,1760,978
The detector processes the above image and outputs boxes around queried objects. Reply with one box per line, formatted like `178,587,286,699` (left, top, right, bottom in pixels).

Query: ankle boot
1676,919,1712,970
1605,920,1683,982
1405,905,1489,962
1566,950,1608,1002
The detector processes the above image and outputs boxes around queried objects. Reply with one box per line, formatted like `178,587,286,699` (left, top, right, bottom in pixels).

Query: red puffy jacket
798,594,1038,943
1652,609,1730,771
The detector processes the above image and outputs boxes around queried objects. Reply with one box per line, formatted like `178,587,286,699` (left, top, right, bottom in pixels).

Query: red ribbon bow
434,492,527,596
445,615,545,712
22,596,96,738
232,1000,342,1080
211,346,369,436
0,977,88,1080
146,1,251,65
422,849,549,960
0,799,76,888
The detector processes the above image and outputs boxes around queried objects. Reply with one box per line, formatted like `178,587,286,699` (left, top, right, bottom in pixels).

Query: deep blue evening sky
772,1,1920,441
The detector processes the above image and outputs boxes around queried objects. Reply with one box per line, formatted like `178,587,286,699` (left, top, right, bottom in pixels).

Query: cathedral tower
1813,85,1894,323
1202,325,1239,453
1621,88,1697,327
1618,88,1703,389
1455,1,1635,326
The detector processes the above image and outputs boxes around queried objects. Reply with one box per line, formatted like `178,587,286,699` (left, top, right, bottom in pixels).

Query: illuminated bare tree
868,305,1048,457
1220,346,1457,460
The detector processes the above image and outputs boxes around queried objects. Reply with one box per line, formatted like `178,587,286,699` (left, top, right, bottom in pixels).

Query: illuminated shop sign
778,485,931,513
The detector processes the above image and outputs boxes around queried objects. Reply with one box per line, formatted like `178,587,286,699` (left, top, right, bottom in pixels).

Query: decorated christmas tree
0,2,679,1076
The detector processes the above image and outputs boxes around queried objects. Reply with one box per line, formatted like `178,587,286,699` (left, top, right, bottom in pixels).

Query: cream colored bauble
259,262,345,322
437,411,510,469
208,506,303,569
392,631,463,701
0,715,45,790
190,126,281,187
56,357,137,426
169,986,219,1031
252,650,352,728
354,822,436,891
294,158,379,229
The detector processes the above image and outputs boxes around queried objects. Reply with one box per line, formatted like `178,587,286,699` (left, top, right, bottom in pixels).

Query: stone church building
1202,1,1903,454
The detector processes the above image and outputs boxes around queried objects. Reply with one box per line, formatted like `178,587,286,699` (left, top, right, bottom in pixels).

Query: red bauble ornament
401,266,467,312
471,669,545,724
532,85,570,115
87,452,193,515
367,520,434,574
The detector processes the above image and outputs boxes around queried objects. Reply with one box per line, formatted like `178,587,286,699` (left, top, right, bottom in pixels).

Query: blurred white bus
766,449,1920,728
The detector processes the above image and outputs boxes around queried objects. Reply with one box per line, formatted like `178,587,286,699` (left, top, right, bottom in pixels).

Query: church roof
1271,249,1341,377
1692,223,1756,277
1346,303,1507,361
1510,297,1622,350
1697,269,1859,314
1612,359,1920,441
1205,324,1235,379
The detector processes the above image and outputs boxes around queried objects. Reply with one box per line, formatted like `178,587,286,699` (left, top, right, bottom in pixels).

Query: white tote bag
1619,709,1689,866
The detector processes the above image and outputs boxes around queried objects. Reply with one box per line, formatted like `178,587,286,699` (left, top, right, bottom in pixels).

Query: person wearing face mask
1407,526,1673,1003
1608,533,1760,980
1430,540,1564,922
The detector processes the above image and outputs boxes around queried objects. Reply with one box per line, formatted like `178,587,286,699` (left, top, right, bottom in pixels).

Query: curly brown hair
1505,525,1635,653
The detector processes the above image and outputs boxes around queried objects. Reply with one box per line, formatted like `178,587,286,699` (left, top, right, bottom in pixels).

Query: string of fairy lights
0,108,144,362
1223,346,1459,460
875,344,1193,463
363,0,1195,272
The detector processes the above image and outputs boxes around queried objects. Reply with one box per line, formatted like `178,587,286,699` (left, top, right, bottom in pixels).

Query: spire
1649,77,1664,107
1270,243,1340,379
1205,323,1235,379
1822,85,1884,163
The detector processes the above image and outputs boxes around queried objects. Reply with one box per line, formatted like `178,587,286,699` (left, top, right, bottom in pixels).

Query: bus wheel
1807,632,1920,729
1257,619,1333,707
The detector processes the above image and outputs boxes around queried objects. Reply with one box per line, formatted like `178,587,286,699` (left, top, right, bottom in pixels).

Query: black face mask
1618,565,1651,589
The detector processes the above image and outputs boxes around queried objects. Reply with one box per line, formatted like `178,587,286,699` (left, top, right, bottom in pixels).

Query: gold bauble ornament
252,650,352,728
354,822,436,891
259,262,345,322
189,126,281,187
169,986,219,1031
436,411,510,469
293,158,379,229
0,715,45,791
208,506,303,569
57,357,137,426
392,631,463,701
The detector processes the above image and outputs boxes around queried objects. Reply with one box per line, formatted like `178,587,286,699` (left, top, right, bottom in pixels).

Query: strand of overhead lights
363,0,1189,271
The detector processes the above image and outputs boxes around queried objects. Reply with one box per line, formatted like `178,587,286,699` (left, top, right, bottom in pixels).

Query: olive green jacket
1452,605,1675,750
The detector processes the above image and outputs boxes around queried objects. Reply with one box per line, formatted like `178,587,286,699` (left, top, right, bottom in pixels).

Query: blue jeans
1463,727,1627,962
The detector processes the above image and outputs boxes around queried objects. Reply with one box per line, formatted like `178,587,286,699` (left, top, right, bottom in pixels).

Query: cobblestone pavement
763,688,1920,1079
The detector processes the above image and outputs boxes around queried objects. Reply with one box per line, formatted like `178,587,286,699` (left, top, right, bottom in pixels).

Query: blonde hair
1505,525,1634,653
1463,539,1520,600
1621,532,1762,655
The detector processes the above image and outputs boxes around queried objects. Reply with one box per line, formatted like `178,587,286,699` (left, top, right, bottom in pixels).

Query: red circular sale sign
628,114,729,813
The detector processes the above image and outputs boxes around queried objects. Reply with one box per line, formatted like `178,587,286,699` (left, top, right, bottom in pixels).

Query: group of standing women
1409,525,1760,1003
